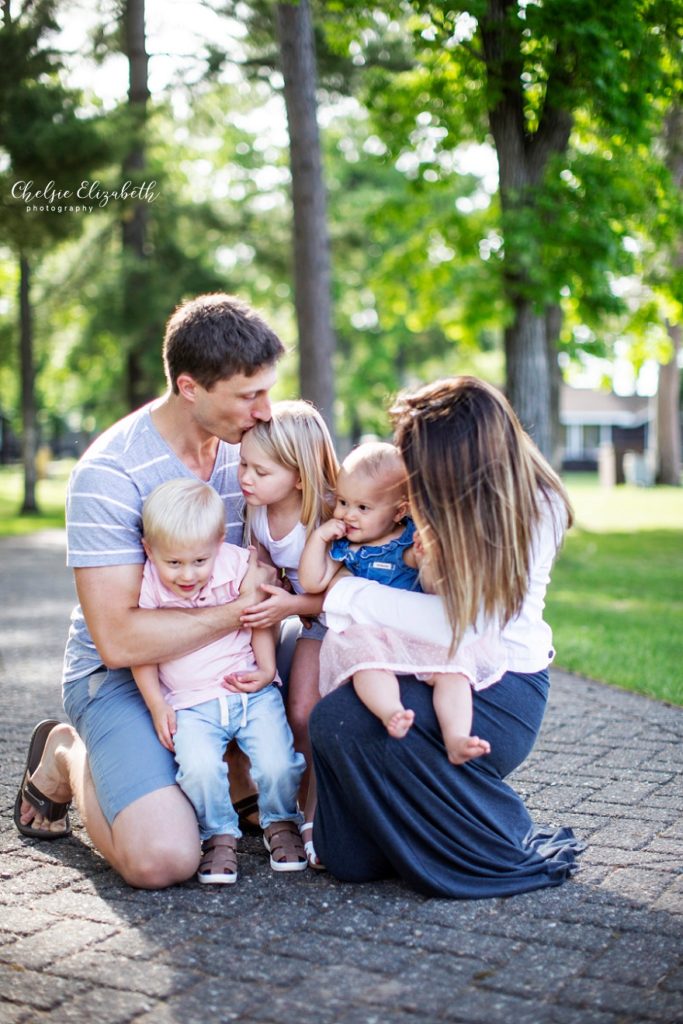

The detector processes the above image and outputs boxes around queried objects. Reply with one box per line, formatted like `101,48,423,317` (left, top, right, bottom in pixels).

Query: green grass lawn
547,475,683,706
1,463,681,705
0,460,73,533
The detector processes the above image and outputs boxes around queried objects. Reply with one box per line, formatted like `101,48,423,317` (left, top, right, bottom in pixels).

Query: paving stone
0,919,117,970
477,946,590,998
587,847,680,868
588,819,669,850
0,965,80,1012
599,867,680,903
583,930,682,987
652,875,683,915
557,977,683,1021
47,950,205,999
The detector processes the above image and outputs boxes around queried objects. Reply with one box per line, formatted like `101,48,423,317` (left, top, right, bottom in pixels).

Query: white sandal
300,821,325,871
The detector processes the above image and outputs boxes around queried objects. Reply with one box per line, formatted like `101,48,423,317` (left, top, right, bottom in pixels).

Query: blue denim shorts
63,667,178,825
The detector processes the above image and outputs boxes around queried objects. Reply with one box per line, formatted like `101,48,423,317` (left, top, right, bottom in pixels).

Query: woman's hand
240,584,296,629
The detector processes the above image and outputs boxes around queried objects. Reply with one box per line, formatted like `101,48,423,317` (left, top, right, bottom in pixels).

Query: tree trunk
276,0,336,435
122,0,154,410
480,0,572,459
504,300,551,453
19,254,39,514
656,104,682,485
656,323,681,485
545,302,564,470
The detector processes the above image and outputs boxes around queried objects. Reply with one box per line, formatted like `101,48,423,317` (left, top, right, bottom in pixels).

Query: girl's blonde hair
390,376,573,654
244,400,339,536
142,478,225,549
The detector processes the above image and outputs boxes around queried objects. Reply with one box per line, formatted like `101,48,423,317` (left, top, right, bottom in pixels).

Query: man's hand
222,668,275,694
238,547,278,606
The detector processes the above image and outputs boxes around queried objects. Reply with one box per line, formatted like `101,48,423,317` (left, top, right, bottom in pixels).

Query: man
15,294,283,888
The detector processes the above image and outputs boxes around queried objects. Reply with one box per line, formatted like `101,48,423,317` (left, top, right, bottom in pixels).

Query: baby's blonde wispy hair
341,441,408,506
142,478,225,549
244,400,339,536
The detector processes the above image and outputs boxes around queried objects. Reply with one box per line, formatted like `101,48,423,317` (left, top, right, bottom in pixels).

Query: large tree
329,0,677,457
0,0,110,510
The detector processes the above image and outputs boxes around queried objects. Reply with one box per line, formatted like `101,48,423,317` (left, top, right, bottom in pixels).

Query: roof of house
560,386,652,426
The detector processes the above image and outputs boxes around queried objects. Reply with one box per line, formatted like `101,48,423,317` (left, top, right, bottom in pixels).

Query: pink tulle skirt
319,623,507,698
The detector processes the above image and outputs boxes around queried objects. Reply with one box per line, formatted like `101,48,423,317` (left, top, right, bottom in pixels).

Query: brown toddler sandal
263,820,307,872
198,834,238,885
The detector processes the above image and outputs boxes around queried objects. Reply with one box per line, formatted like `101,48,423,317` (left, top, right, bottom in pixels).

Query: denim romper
330,518,422,592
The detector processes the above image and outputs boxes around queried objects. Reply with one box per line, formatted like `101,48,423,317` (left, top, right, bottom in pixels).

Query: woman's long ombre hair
390,377,573,654
244,399,339,537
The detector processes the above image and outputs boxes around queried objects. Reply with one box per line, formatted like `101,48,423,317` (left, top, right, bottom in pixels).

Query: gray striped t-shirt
63,403,243,683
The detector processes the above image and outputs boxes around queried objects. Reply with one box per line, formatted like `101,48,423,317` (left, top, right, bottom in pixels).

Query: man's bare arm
75,551,276,668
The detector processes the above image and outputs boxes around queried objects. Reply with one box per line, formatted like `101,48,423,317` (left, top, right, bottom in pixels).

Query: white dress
319,621,507,697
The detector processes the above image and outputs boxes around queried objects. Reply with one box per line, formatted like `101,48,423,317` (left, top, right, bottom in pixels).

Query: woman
309,376,583,899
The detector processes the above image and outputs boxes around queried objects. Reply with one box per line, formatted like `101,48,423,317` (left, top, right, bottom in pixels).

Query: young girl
299,441,506,765
237,400,339,868
133,478,307,885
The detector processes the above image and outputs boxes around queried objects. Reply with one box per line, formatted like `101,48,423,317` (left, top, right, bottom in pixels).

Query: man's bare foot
384,707,415,739
19,722,75,835
444,734,491,766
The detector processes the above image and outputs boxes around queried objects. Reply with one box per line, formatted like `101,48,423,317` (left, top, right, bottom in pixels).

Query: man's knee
118,835,200,889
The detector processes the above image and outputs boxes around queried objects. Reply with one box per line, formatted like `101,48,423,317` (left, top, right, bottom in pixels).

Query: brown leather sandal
198,834,238,885
263,820,307,872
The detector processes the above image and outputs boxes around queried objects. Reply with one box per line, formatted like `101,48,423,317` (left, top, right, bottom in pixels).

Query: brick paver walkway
1,532,681,1023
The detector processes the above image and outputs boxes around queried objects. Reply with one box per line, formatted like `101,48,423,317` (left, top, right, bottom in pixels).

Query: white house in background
559,385,654,471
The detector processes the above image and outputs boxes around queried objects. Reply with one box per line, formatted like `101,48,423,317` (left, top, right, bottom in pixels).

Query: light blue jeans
173,686,305,842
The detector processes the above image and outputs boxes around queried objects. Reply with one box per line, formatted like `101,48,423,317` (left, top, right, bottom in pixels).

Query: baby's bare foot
384,708,415,739
445,734,491,766
20,723,75,834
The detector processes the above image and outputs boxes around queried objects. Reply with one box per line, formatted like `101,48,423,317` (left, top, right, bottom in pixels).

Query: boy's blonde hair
341,441,408,503
142,478,225,549
244,400,339,536
391,376,573,654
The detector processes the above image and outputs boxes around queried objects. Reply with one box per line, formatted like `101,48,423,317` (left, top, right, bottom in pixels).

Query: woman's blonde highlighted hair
390,376,573,654
142,478,225,549
244,399,339,536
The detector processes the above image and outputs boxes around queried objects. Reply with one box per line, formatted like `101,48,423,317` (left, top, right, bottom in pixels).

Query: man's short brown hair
163,293,285,393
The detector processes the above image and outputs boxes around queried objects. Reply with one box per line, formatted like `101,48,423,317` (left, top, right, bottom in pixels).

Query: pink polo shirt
139,542,259,711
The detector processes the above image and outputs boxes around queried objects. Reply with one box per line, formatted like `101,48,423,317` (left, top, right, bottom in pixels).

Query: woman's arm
323,576,451,643
323,498,562,647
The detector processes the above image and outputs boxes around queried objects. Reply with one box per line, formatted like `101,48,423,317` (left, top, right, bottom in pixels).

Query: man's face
188,364,277,444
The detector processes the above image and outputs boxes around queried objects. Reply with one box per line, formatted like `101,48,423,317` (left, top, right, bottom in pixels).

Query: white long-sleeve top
323,493,567,675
